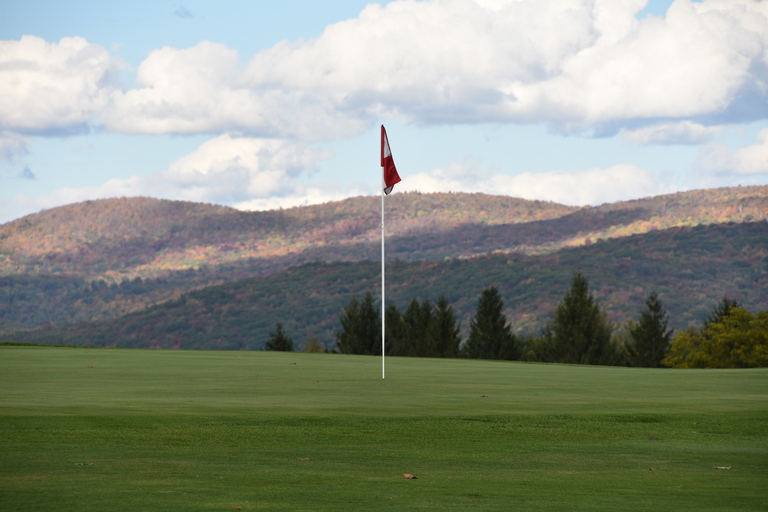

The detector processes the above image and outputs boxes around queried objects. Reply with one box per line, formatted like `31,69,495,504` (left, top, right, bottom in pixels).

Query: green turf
1,346,766,511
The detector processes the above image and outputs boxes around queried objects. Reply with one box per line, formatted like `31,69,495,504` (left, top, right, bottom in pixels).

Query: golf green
1,346,766,511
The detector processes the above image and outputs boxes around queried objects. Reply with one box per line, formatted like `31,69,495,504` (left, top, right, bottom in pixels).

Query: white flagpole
381,177,386,379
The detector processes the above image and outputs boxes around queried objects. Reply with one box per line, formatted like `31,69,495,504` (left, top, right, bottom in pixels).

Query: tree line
265,270,767,369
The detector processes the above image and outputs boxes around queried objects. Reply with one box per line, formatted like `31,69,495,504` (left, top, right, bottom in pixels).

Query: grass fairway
1,346,766,511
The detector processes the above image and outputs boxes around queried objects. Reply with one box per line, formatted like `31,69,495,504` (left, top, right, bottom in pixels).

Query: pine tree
335,293,380,355
401,298,433,357
627,290,673,367
705,296,742,326
462,286,518,360
543,271,614,365
426,294,462,358
384,304,405,356
265,322,294,351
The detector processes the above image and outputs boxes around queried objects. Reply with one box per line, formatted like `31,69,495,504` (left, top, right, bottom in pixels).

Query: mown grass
1,346,766,511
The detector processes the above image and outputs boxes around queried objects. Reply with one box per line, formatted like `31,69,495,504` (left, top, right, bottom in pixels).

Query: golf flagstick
381,125,401,379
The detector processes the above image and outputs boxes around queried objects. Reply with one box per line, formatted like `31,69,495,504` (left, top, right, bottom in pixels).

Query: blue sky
1,0,767,224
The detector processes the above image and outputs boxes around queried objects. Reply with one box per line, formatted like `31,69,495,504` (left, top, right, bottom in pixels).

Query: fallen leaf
298,458,310,461
649,468,657,471
714,466,731,470
403,474,417,479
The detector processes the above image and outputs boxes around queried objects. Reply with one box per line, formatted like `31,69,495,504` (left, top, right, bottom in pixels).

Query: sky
1,0,767,224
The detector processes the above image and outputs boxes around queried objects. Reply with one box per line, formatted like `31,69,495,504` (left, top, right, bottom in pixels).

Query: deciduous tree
305,337,327,353
663,308,768,368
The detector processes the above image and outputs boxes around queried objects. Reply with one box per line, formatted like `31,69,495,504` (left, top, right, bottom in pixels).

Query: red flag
381,125,401,195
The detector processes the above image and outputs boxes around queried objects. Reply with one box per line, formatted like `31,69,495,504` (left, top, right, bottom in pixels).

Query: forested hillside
1,186,766,348
3,221,766,350
2,187,765,282
0,193,576,280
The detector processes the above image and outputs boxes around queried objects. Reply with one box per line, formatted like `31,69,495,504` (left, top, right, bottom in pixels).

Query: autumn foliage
0,186,766,353
663,308,768,368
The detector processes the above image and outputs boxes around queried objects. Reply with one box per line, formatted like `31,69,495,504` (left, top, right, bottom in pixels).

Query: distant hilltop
1,185,766,349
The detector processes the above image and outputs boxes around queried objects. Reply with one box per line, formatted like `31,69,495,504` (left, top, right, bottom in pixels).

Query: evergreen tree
335,293,380,355
265,322,294,351
462,286,519,360
426,294,462,358
705,296,742,326
384,303,405,356
401,298,433,357
543,271,614,365
627,290,673,367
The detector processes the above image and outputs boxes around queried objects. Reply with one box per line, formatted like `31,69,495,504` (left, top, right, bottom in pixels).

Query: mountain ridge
2,186,766,282
1,185,766,347
3,221,766,349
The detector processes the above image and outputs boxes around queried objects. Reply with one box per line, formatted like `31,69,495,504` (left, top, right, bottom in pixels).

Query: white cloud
0,135,334,223
160,134,331,202
244,0,606,123
400,159,672,206
104,41,367,140
3,1,766,139
499,165,670,205
0,35,124,134
620,121,726,145
397,158,486,194
518,0,768,131
244,0,768,130
732,128,768,174
694,127,768,175
232,186,361,212
1,0,765,224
